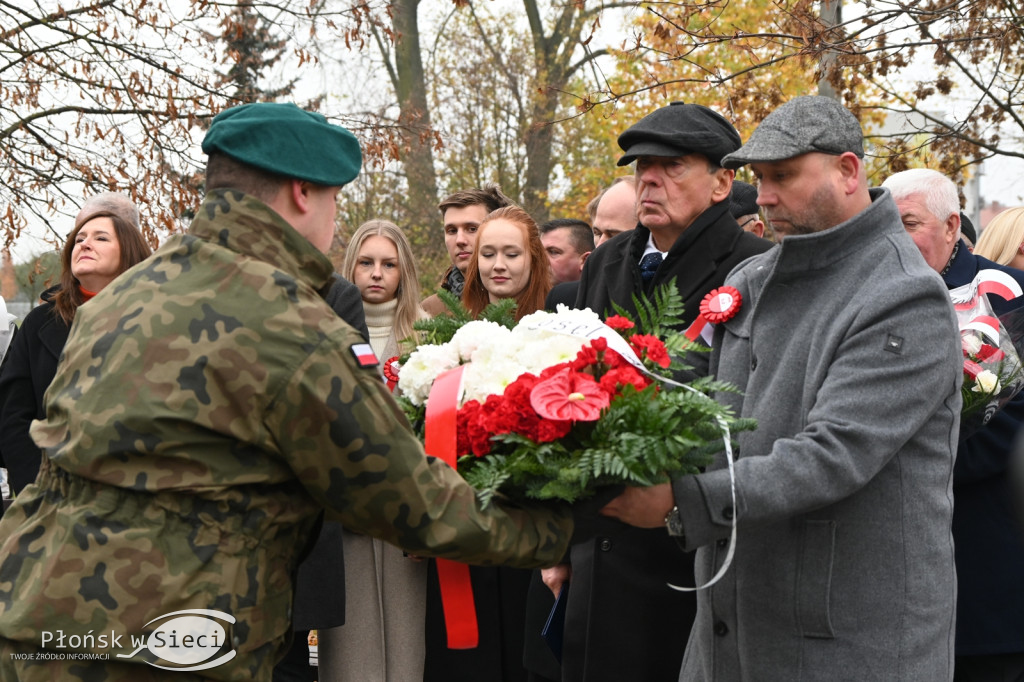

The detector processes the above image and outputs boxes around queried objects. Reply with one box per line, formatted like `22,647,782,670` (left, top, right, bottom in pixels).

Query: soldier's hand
541,564,571,598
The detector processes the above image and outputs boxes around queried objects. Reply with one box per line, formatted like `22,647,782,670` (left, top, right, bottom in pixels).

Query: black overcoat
556,202,771,682
0,291,69,494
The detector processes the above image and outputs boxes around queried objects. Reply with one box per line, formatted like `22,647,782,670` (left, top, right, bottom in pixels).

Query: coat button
716,538,729,548
750,355,757,371
599,538,613,551
714,621,729,636
722,506,734,521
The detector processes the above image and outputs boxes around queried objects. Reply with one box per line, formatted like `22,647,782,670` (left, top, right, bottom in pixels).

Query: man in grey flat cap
603,95,963,680
542,102,771,682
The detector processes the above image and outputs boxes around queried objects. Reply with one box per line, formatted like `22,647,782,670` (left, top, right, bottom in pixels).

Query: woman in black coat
0,193,151,494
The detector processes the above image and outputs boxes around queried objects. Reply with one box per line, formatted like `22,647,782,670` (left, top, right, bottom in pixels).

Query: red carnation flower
535,418,572,443
605,316,635,333
630,334,671,369
599,366,651,395
457,400,493,456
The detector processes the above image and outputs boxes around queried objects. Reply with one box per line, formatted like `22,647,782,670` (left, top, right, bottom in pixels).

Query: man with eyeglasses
549,101,771,682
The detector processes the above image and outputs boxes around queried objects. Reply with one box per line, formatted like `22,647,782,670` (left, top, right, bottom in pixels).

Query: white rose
961,333,983,356
972,369,1001,395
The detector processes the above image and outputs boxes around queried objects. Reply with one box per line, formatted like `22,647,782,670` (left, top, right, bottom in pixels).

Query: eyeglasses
738,217,757,229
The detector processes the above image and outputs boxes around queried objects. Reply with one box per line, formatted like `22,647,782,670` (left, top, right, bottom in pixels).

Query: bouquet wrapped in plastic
949,270,1024,434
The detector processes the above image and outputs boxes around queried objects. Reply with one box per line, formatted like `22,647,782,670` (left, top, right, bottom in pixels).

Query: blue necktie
639,252,663,284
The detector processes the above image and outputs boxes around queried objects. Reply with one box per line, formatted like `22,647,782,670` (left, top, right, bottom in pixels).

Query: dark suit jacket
544,281,579,311
942,242,1024,656
0,290,69,493
290,274,368,631
557,203,771,682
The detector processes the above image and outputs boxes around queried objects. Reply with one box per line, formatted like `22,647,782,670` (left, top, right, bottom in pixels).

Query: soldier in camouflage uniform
0,102,573,681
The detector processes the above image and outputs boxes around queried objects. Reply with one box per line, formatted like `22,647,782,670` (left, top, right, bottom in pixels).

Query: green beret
202,102,362,186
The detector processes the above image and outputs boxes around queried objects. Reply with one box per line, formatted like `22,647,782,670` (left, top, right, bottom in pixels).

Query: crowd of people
0,93,1021,682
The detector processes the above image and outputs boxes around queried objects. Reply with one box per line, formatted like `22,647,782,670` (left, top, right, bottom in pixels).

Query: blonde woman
974,207,1024,269
319,220,430,682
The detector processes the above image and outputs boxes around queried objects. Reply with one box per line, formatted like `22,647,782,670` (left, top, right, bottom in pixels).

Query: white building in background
868,109,981,228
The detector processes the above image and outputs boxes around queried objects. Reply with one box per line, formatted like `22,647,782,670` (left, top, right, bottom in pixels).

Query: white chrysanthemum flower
552,305,602,323
516,309,556,329
452,321,512,362
462,358,527,404
469,336,521,369
398,342,461,405
973,369,1001,395
517,334,587,373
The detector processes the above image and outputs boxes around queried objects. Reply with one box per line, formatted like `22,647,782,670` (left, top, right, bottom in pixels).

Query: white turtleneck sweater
363,297,399,361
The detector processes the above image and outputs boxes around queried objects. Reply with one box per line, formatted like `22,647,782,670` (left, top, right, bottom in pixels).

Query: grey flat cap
617,101,741,167
729,181,760,218
721,96,864,170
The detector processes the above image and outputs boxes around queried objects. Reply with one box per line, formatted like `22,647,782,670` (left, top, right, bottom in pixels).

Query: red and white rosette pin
685,286,743,342
383,356,401,393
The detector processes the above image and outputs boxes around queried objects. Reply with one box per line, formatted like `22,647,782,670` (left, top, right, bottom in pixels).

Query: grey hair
881,168,959,222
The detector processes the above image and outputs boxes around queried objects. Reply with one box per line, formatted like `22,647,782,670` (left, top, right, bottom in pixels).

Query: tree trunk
392,0,444,266
817,0,842,99
523,85,560,224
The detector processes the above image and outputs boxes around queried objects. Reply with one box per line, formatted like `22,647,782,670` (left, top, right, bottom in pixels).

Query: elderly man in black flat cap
536,102,772,682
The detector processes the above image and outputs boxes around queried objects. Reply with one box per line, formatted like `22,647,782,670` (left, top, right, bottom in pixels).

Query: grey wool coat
673,188,962,681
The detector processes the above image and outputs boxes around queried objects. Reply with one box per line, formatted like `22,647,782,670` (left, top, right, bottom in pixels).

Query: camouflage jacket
0,190,571,681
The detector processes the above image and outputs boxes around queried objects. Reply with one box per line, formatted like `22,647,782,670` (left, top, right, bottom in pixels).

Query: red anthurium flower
530,368,610,421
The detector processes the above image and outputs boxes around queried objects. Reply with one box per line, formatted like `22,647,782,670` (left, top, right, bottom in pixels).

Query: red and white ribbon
951,269,1024,311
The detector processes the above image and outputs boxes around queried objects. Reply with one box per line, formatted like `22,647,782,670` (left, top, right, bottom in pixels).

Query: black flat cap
202,102,362,187
960,212,976,243
617,102,741,167
722,96,863,170
729,181,759,219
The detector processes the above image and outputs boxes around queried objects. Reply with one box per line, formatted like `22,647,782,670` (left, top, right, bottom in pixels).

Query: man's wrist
664,505,684,537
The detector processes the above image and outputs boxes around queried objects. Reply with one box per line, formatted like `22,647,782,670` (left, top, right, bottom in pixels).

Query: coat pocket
795,519,836,639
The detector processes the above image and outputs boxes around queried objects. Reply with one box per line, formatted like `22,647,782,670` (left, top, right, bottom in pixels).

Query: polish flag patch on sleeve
350,343,379,368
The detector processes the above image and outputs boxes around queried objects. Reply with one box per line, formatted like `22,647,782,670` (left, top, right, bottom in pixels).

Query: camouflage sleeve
266,326,572,569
